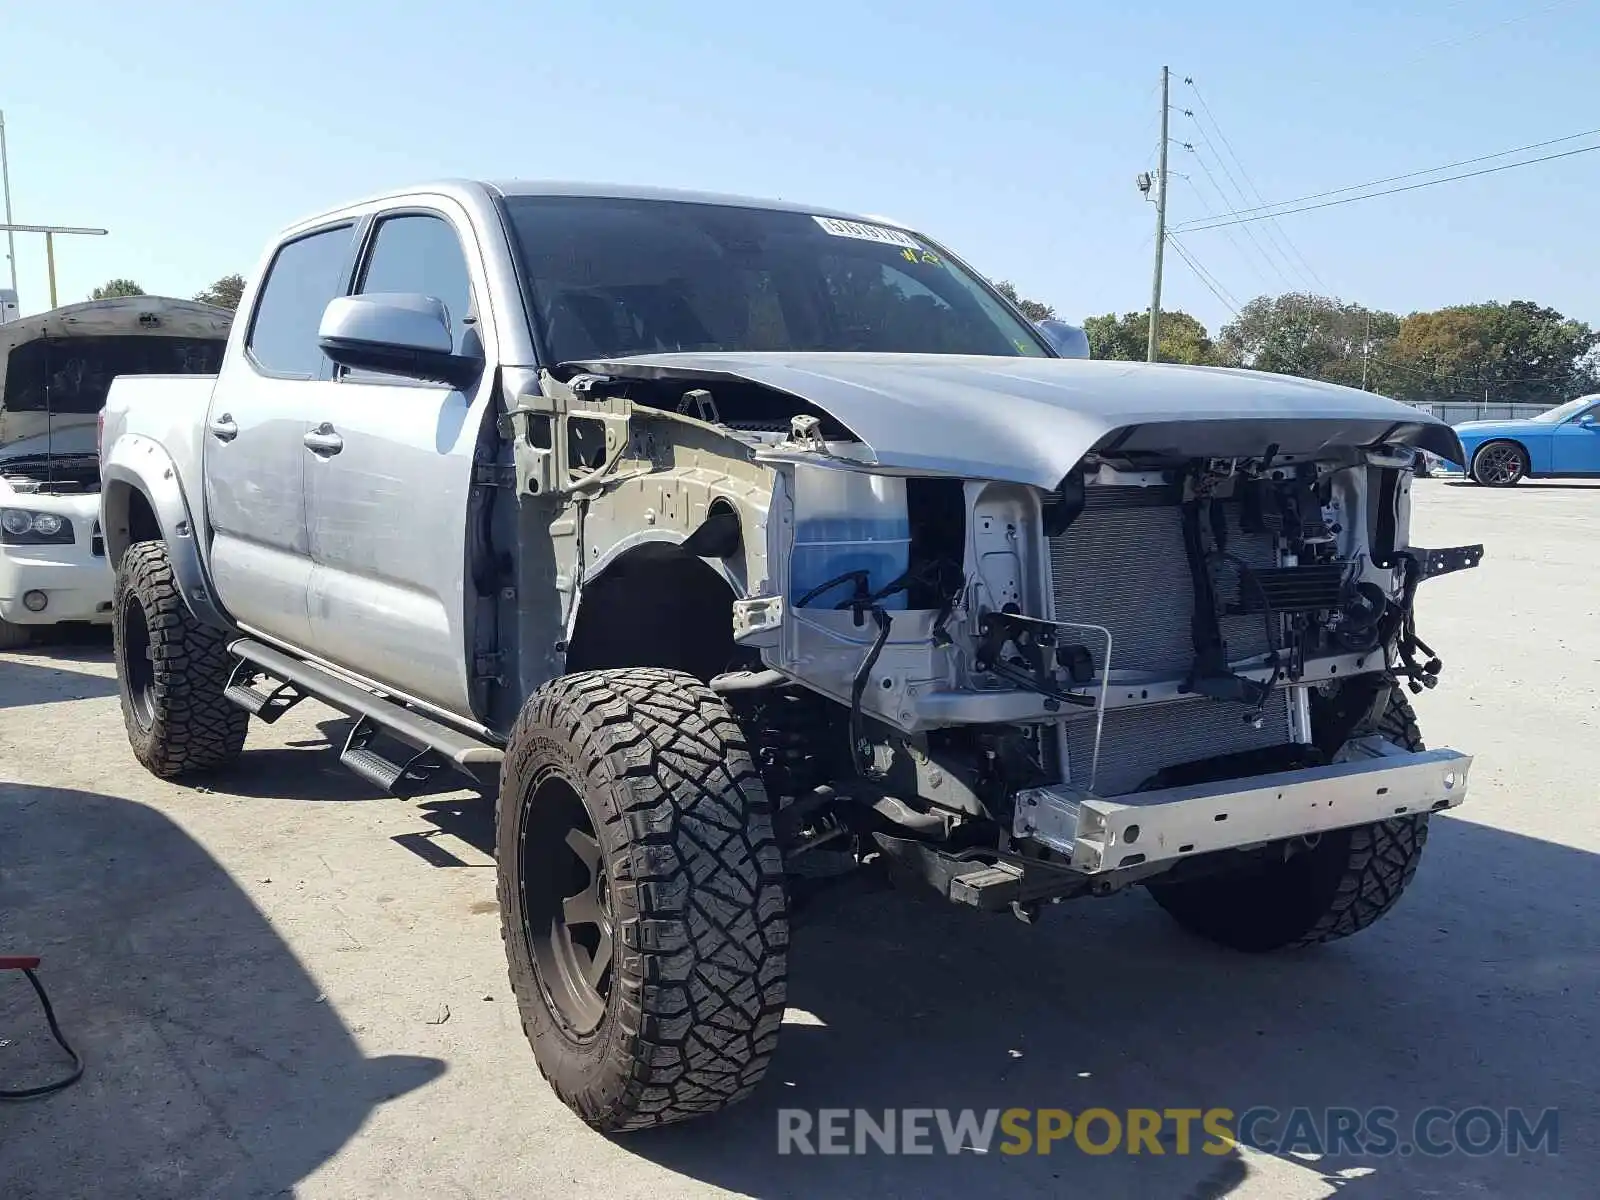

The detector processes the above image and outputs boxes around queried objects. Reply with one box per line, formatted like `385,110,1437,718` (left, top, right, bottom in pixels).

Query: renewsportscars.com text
777,1106,1559,1157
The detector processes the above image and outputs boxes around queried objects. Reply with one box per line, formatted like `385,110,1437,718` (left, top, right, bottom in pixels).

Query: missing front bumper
1013,736,1470,874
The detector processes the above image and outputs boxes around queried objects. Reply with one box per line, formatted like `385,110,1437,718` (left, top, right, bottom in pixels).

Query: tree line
997,281,1600,407
92,273,1600,406
90,274,246,311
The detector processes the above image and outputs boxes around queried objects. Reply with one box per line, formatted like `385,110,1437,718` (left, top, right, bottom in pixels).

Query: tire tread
114,541,247,777
1148,693,1432,952
497,667,788,1131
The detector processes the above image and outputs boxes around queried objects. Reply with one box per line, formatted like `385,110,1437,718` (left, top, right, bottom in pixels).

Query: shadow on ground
615,814,1596,1199
0,622,118,711
213,716,475,806
0,655,120,710
0,785,444,1200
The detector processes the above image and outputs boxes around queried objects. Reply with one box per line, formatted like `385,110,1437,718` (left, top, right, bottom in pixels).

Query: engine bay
2,453,102,496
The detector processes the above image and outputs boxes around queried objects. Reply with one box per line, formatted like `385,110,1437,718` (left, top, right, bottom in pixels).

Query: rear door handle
303,423,344,456
208,414,238,442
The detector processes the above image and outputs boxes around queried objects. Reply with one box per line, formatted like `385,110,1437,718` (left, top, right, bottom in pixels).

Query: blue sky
3,0,1595,336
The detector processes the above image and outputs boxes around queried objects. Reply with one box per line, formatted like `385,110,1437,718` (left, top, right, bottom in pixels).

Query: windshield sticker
813,216,921,249
899,247,943,267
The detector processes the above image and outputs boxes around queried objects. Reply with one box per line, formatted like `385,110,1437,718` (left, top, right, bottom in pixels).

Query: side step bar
223,659,307,724
226,638,503,793
340,716,450,799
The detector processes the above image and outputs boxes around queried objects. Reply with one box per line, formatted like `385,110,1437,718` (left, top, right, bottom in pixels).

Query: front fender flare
101,434,234,632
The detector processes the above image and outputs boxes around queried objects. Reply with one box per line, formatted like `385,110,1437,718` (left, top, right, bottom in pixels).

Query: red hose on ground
1,958,84,1099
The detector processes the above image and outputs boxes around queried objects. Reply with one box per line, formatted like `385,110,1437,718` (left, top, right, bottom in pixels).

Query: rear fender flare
100,434,234,632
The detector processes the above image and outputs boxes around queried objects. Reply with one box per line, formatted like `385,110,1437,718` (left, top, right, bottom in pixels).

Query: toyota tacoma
100,181,1481,1131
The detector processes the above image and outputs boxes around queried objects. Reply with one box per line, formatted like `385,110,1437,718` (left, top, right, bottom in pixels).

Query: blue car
1453,393,1600,486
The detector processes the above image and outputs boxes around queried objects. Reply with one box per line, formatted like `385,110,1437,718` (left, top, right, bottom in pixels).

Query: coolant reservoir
789,465,911,611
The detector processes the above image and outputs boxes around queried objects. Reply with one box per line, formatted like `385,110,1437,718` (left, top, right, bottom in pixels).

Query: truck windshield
500,195,1049,364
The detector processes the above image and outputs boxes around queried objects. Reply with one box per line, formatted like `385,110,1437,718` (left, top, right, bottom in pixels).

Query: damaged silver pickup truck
100,181,1482,1132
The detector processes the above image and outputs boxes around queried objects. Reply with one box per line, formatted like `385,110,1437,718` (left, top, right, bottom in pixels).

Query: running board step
223,659,307,723
227,638,503,791
340,717,445,799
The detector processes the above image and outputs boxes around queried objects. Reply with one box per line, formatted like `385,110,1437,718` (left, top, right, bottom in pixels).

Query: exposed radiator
1064,692,1293,796
1049,487,1293,795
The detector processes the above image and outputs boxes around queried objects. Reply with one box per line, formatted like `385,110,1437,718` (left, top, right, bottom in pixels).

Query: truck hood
575,352,1462,487
0,296,231,460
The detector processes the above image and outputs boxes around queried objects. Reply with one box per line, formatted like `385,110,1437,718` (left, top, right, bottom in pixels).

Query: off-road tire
0,617,32,650
1146,694,1431,952
1470,439,1528,487
113,540,248,777
496,667,789,1131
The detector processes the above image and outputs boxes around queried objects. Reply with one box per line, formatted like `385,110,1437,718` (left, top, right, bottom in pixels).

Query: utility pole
1147,66,1170,363
1,110,17,295
1361,310,1372,390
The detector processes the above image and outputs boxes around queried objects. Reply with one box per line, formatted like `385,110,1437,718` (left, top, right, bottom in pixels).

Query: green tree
90,278,145,300
1083,309,1219,365
193,273,246,311
1218,294,1400,392
1386,301,1600,405
993,280,1056,322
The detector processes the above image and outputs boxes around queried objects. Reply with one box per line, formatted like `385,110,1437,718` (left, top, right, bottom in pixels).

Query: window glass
357,214,474,351
500,195,1049,363
247,225,355,376
1530,395,1600,423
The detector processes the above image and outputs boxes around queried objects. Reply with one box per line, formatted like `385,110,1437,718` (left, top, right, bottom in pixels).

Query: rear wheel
1470,440,1527,487
113,541,248,777
496,667,789,1131
1146,693,1431,952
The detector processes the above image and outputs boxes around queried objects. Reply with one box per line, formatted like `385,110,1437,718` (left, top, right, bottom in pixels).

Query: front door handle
208,414,239,442
303,423,344,456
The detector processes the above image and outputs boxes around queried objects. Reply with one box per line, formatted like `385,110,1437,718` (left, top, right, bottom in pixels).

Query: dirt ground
1,479,1596,1199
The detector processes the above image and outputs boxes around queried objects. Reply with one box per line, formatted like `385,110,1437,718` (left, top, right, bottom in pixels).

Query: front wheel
113,540,248,777
496,667,789,1131
1146,693,1431,952
1470,440,1527,487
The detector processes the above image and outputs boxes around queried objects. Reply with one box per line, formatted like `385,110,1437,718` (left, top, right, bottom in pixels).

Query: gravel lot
2,479,1596,1199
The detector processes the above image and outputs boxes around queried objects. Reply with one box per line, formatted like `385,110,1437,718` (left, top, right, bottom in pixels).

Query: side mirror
1580,412,1599,427
318,293,482,389
1035,319,1091,359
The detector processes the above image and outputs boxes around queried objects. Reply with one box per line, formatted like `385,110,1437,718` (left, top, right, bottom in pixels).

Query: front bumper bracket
1013,736,1470,874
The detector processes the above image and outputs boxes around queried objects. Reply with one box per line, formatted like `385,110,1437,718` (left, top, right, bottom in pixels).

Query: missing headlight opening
750,428,1479,921
572,348,1484,933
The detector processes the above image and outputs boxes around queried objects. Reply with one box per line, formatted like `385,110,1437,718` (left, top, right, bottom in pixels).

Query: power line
1179,120,1301,289
1368,354,1587,390
1269,0,1574,99
1176,124,1600,226
1166,233,1241,315
1184,80,1329,292
1181,136,1301,292
1360,0,1574,78
1176,171,1276,292
1174,140,1600,232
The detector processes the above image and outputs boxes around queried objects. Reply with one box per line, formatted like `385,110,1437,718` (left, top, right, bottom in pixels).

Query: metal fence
1404,400,1554,425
